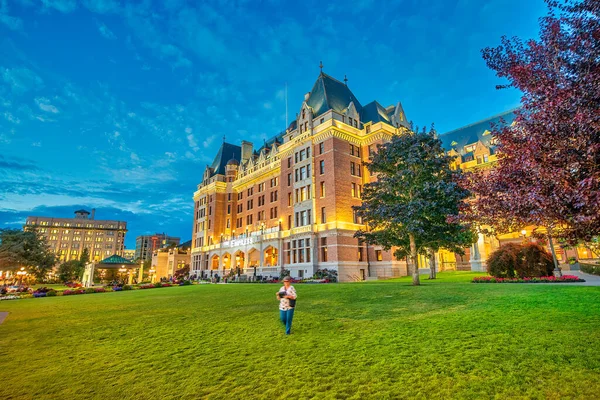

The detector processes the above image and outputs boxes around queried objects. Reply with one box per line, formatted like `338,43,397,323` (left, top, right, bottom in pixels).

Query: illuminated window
376,250,383,261
320,182,325,197
321,207,326,223
319,142,324,154
320,237,328,262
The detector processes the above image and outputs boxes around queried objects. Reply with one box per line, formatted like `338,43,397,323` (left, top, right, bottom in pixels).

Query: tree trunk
428,249,436,279
409,233,420,286
547,230,562,277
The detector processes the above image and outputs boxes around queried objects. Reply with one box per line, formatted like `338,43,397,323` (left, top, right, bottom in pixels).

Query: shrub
154,282,162,288
139,284,154,289
182,280,191,286
46,290,57,297
123,285,132,291
85,287,97,294
518,243,555,277
313,269,338,283
581,263,600,276
94,287,106,293
487,243,555,278
487,243,520,278
112,286,123,292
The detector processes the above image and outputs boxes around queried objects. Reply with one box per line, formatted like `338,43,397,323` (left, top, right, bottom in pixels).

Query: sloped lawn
1,272,599,399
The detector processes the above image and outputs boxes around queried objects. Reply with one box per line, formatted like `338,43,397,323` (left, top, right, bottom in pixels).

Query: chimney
241,141,253,164
91,209,96,220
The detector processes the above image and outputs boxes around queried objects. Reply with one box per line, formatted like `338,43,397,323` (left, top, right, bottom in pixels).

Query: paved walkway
557,270,600,286
0,312,8,325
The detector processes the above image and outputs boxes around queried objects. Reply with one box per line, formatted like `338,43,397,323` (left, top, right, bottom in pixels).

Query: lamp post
149,268,156,283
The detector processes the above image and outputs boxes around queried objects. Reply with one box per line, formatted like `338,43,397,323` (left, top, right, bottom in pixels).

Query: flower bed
473,275,585,283
0,295,20,301
63,289,86,295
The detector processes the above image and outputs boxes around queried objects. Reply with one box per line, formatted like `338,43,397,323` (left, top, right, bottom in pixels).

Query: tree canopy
462,0,600,250
354,128,475,285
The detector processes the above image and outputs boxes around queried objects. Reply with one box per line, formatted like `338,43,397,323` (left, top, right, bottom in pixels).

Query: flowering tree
462,0,600,269
355,127,475,286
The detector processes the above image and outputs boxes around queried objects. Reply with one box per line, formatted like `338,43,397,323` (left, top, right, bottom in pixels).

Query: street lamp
149,268,156,283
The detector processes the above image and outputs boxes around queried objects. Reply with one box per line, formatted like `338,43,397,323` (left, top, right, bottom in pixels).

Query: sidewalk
557,270,600,286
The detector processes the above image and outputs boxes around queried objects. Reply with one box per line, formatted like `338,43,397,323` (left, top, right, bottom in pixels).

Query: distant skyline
0,0,547,248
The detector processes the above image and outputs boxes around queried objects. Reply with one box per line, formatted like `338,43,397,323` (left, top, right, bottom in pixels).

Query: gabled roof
98,254,135,265
209,142,241,176
439,109,517,153
306,72,362,118
361,101,392,125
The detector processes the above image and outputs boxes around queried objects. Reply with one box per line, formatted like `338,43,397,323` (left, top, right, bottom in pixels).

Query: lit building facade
439,110,599,268
135,234,181,261
25,209,127,263
123,249,136,261
191,72,412,282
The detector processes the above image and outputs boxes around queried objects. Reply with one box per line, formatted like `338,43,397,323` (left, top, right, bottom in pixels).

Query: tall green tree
0,228,57,282
354,128,475,285
80,247,90,265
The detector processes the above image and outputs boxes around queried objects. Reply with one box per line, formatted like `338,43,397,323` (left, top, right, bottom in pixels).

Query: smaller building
122,249,136,261
135,233,181,261
151,241,191,280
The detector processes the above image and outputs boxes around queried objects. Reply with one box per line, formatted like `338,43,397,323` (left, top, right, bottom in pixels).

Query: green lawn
1,272,599,399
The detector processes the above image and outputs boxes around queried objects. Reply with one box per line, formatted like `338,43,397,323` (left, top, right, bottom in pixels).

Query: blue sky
0,0,547,249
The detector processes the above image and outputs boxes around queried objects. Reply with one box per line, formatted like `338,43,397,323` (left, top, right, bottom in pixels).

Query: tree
0,228,57,282
57,260,85,283
354,128,475,286
463,0,600,270
80,247,90,265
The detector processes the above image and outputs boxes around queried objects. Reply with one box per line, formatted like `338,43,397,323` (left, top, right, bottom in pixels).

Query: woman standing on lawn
276,276,297,335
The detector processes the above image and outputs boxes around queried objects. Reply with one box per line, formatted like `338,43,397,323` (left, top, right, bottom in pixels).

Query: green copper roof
307,72,362,118
361,101,392,125
99,254,136,265
440,109,517,153
209,142,241,176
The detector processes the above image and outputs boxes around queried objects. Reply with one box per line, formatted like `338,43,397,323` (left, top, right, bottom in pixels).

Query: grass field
1,272,599,399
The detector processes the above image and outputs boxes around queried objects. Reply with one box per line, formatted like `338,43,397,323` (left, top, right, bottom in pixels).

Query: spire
344,75,348,85
222,134,226,143
319,60,323,74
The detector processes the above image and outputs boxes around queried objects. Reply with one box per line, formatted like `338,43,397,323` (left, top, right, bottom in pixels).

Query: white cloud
1,67,44,94
31,142,42,147
263,102,272,110
97,21,116,39
40,0,78,13
3,111,20,124
186,133,199,151
202,134,216,149
130,152,140,162
82,0,120,14
0,0,23,31
35,97,60,113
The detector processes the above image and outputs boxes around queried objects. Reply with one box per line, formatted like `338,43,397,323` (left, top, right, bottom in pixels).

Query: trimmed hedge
581,263,600,276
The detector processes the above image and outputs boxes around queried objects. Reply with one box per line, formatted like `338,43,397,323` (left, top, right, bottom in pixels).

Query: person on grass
277,276,297,335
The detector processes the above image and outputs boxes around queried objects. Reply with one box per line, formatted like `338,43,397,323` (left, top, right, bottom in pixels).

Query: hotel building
25,209,127,263
191,72,412,282
439,110,599,267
